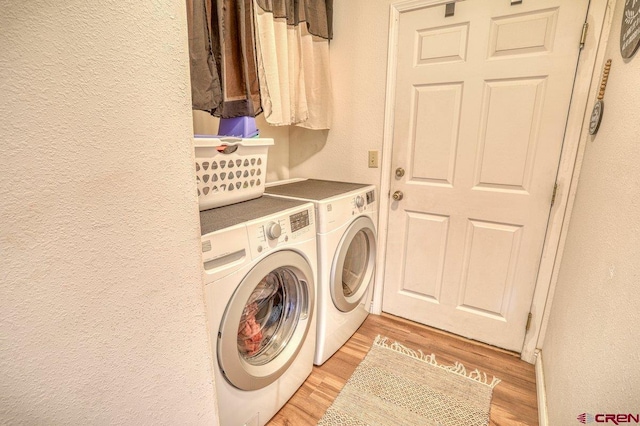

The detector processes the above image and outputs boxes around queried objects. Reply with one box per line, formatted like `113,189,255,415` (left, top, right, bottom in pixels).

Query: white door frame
372,0,619,363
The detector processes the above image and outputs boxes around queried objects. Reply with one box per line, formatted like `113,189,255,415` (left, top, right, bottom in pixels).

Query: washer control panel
246,206,315,258
265,222,282,240
289,209,310,233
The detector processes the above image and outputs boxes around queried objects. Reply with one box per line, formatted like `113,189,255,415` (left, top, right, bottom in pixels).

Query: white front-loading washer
265,179,377,366
200,196,317,426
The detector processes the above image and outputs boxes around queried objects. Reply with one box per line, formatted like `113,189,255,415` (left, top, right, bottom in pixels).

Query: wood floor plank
268,313,538,425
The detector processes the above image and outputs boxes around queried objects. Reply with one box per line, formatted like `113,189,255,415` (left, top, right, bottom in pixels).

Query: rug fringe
373,335,501,389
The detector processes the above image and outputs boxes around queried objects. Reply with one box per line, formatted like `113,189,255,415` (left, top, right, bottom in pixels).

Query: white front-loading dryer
200,197,317,426
265,179,377,365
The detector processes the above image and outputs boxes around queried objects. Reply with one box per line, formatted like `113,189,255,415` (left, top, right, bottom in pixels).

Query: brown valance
254,0,333,40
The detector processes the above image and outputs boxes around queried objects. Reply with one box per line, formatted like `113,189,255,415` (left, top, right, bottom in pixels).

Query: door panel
382,0,589,351
458,219,522,318
401,211,449,301
416,23,469,64
488,8,559,57
475,77,546,191
411,83,462,185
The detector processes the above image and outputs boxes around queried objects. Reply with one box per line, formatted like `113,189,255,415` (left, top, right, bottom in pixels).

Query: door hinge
579,22,589,49
444,2,455,17
525,312,533,332
551,183,558,206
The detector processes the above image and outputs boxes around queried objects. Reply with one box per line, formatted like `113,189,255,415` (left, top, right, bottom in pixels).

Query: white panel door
382,0,589,352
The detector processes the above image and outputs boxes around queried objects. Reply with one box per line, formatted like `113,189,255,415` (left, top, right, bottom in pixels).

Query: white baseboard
535,349,549,426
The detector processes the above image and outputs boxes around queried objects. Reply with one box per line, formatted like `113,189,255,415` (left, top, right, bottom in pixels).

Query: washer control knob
266,222,282,240
355,195,365,208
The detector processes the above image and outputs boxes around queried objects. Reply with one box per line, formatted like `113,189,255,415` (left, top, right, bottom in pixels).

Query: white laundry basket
194,137,274,210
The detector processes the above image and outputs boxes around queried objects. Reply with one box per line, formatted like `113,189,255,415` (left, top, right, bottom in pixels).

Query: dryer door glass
331,216,377,312
238,267,305,365
342,231,369,297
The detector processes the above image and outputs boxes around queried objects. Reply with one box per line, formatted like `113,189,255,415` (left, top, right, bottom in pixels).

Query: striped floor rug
318,336,501,426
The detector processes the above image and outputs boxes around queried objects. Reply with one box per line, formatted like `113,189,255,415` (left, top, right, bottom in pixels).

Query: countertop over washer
199,196,309,235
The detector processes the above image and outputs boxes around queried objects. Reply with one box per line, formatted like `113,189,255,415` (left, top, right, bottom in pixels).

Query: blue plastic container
218,116,259,138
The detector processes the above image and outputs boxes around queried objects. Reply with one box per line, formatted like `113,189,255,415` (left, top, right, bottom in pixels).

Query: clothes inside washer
238,301,263,355
238,271,286,357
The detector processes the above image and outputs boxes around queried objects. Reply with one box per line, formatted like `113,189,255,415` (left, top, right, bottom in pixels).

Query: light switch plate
368,150,379,168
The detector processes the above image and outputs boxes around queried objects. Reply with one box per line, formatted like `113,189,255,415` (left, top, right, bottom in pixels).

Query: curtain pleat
297,22,331,129
186,0,222,112
254,4,307,125
211,0,262,118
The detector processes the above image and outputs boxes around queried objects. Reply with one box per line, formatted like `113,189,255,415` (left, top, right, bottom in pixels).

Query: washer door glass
331,216,376,312
238,267,302,365
218,250,314,391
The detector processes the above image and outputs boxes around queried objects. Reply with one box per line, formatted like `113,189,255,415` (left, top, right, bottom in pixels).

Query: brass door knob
395,167,405,178
392,190,404,201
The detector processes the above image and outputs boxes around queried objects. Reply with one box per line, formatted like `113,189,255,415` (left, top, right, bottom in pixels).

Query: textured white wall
288,0,393,185
193,111,290,182
0,2,218,424
542,1,640,423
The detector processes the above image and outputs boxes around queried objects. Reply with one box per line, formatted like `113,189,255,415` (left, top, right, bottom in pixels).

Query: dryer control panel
317,188,377,234
365,189,375,205
351,190,376,213
246,206,315,259
348,191,376,214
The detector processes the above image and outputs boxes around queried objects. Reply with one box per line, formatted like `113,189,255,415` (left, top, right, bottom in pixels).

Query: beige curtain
253,0,333,129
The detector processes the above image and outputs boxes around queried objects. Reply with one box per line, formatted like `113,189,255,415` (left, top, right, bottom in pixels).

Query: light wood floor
268,313,538,426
